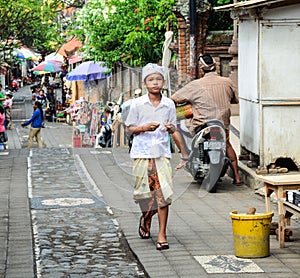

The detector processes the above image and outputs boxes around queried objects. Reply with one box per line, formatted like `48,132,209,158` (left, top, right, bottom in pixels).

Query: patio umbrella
32,61,62,73
66,61,111,81
32,71,52,75
14,47,40,61
45,52,64,63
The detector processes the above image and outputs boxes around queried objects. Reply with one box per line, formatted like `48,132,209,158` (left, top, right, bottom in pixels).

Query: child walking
125,63,176,250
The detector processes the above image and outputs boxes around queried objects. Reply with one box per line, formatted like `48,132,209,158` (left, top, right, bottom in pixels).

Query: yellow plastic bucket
230,210,274,258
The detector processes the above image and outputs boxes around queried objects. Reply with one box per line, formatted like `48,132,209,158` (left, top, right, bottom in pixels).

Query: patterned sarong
134,158,172,232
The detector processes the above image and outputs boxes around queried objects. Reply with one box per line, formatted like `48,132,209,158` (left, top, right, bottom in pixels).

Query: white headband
198,55,216,71
142,63,165,81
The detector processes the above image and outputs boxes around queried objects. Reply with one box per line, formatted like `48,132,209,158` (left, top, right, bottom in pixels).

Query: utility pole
189,0,197,79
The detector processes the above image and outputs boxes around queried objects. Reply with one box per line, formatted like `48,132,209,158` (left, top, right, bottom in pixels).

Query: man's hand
144,122,160,132
126,122,160,135
164,122,176,134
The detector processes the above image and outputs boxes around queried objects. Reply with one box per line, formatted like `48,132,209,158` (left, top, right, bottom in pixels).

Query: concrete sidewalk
1,114,300,277
0,149,35,277
80,148,300,278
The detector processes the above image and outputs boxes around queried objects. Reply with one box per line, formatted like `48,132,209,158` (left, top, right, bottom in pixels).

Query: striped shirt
171,72,239,131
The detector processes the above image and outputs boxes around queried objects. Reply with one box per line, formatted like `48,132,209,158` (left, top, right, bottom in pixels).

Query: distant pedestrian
0,106,7,149
11,78,19,92
31,87,38,103
125,63,176,251
36,89,49,126
21,101,43,148
0,84,6,107
3,92,13,130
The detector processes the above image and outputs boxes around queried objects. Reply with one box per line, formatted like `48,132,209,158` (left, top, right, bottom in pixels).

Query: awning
214,0,298,12
57,36,82,57
45,52,64,63
68,55,82,64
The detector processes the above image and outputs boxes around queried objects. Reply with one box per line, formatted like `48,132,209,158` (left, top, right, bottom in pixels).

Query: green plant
208,0,233,31
68,0,177,67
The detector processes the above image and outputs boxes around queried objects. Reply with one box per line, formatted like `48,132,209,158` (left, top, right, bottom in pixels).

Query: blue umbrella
66,61,111,81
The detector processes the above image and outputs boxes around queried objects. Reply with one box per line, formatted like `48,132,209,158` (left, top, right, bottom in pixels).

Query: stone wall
173,10,234,81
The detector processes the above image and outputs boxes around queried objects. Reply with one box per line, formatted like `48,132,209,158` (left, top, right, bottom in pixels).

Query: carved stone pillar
228,1,239,87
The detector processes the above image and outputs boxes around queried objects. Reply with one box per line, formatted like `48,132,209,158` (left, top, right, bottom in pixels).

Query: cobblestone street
1,85,300,278
29,148,147,277
0,86,148,277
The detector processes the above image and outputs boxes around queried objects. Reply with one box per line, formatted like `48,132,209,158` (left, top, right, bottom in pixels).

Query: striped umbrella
45,52,64,63
14,47,40,61
32,61,62,73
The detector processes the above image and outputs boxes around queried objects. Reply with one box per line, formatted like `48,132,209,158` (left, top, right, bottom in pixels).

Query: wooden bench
278,199,300,248
256,173,300,247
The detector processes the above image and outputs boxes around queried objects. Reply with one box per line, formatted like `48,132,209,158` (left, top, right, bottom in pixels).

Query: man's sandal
233,180,244,186
175,158,189,170
138,216,150,239
156,241,169,251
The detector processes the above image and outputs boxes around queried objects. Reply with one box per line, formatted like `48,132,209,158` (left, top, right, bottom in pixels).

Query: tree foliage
0,0,72,62
68,0,177,67
207,0,233,31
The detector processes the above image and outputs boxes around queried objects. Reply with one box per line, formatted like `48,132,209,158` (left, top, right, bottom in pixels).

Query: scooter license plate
204,141,225,150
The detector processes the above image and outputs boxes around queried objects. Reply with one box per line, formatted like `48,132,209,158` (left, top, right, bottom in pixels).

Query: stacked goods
286,190,300,206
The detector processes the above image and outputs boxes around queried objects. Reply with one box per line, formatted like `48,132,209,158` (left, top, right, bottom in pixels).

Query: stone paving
1,85,148,277
2,84,300,277
27,148,147,277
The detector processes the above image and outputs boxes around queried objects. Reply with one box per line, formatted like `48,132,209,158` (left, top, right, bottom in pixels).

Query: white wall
261,105,300,164
238,19,259,101
239,19,260,154
238,4,300,166
263,3,300,19
260,21,300,99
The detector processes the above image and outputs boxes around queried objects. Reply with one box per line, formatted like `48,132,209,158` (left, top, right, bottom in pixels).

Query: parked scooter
98,123,112,148
178,119,230,193
97,107,114,148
